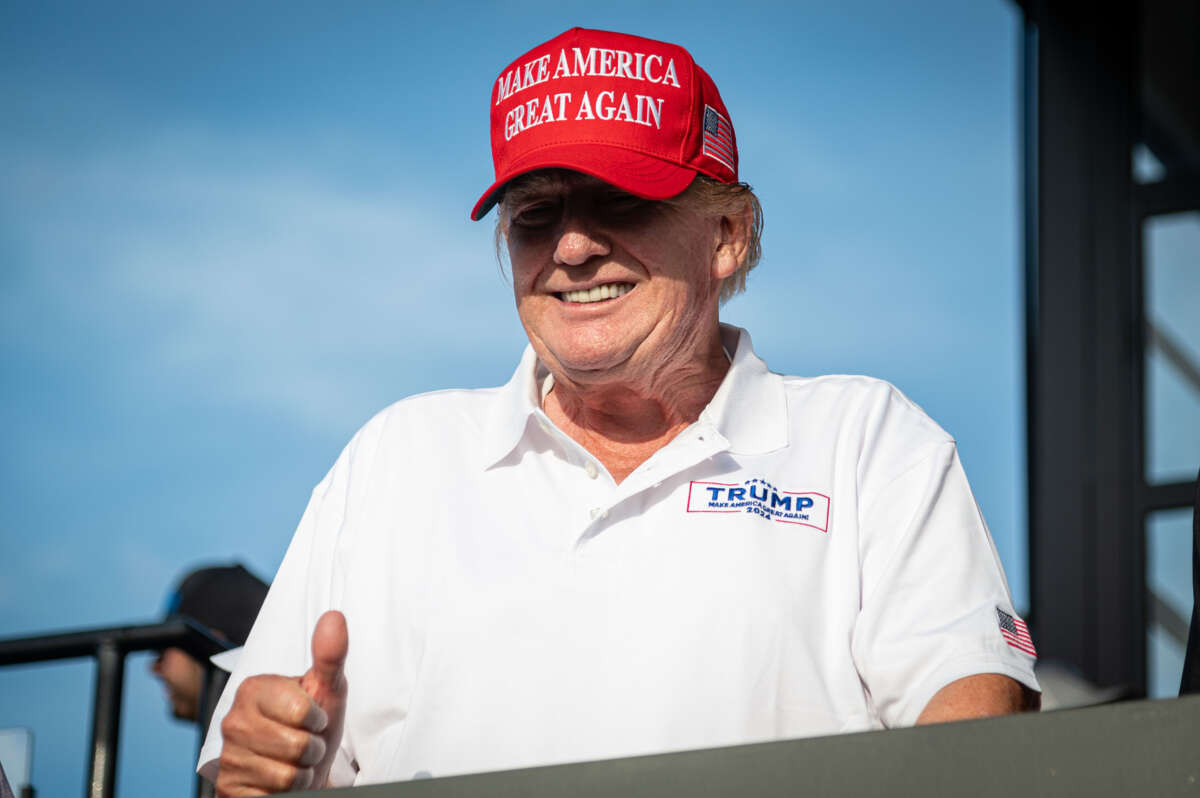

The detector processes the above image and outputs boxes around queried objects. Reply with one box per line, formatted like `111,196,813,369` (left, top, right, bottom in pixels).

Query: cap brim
469,143,697,221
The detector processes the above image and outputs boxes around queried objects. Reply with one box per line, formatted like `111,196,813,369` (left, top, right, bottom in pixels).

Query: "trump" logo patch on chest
686,478,831,532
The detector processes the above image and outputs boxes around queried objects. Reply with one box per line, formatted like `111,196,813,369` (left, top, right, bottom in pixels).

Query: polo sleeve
850,440,1039,728
196,444,356,786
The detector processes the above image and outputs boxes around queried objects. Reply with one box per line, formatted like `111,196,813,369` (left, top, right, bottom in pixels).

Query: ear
710,199,753,281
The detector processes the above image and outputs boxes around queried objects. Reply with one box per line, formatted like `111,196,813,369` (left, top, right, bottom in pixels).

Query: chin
171,700,198,722
553,349,633,377
546,334,640,374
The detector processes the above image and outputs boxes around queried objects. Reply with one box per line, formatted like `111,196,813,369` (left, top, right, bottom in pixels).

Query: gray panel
299,697,1200,798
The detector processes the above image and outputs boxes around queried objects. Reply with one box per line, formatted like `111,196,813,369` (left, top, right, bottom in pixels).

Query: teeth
560,283,633,304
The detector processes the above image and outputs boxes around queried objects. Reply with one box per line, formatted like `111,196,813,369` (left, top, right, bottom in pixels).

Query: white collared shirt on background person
198,324,1038,786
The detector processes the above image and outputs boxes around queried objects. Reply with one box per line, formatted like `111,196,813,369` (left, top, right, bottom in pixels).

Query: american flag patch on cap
997,608,1036,657
702,105,734,171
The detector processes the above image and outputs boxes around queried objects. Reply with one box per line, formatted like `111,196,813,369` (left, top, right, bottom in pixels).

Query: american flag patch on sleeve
997,608,1037,657
702,105,735,171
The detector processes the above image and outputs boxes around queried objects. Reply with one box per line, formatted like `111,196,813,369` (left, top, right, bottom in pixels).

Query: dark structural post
1022,0,1144,691
87,640,125,798
196,666,229,798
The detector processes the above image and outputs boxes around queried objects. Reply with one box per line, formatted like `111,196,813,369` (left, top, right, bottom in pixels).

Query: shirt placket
578,422,732,550
530,409,616,553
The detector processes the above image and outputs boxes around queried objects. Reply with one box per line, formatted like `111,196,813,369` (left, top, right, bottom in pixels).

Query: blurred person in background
153,564,268,723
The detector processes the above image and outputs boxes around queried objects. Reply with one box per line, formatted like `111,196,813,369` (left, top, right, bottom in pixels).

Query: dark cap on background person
470,26,739,220
165,563,268,645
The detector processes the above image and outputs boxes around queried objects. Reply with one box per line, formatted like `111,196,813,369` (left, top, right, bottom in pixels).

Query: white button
584,461,598,479
589,507,607,521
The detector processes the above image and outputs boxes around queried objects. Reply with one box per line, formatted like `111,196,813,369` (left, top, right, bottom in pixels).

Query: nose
553,215,610,267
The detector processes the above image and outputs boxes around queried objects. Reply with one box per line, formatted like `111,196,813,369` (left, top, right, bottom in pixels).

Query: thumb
298,611,348,789
302,610,348,701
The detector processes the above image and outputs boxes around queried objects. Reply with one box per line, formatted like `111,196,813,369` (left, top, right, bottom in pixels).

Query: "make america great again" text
496,46,682,104
496,46,683,142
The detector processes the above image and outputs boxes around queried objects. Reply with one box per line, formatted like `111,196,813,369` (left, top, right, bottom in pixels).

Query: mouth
556,282,634,304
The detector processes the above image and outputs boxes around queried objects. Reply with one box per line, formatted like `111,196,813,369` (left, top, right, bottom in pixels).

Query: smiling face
503,170,736,390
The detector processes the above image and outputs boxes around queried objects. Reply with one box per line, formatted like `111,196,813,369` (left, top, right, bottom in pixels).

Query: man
153,564,269,722
202,28,1040,795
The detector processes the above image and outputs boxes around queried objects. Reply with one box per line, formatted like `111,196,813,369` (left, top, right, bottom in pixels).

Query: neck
542,328,729,482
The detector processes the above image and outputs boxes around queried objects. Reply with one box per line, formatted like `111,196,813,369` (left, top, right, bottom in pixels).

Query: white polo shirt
199,324,1038,785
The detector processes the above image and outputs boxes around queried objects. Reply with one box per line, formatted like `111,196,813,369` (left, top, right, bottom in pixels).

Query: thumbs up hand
216,611,349,796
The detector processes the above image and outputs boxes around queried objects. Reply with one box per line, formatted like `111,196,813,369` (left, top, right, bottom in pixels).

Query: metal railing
0,619,228,798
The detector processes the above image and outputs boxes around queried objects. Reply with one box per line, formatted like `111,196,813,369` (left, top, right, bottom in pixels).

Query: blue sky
0,1,1035,794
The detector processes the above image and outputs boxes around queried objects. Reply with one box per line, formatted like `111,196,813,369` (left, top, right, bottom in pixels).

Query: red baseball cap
470,27,738,220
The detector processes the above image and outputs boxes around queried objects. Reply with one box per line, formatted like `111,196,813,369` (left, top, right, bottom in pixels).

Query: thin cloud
2,124,528,435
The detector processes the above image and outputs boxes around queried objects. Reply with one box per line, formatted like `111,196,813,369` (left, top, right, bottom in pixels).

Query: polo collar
481,343,547,469
699,324,790,455
481,323,790,469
